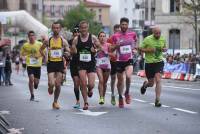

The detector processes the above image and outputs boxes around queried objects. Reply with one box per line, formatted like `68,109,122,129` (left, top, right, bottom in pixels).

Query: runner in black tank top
71,20,100,110
77,34,96,73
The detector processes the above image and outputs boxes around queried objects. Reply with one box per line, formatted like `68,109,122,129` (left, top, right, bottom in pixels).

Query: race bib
80,54,91,62
50,49,62,58
99,57,109,65
120,45,131,54
30,58,38,65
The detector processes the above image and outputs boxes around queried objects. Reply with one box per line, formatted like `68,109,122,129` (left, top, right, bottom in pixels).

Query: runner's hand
91,46,97,53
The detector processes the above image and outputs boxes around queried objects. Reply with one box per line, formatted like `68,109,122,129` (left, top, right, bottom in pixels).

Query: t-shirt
140,34,166,63
20,41,43,67
112,31,137,62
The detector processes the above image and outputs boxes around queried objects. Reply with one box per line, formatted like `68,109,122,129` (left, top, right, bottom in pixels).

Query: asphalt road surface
0,66,200,134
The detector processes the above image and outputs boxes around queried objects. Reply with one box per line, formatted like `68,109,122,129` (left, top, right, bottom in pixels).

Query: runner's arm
71,37,78,54
63,39,70,57
92,35,101,53
40,41,47,58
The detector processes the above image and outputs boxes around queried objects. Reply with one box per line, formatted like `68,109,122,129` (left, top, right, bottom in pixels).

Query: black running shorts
145,61,164,79
47,61,64,73
77,61,96,73
116,59,133,73
27,66,41,79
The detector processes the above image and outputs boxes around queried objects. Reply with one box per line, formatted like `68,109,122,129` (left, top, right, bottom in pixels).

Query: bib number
120,45,131,54
50,49,62,58
99,57,109,65
30,58,38,65
80,54,91,62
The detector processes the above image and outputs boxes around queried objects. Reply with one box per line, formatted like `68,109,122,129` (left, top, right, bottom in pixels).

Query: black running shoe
30,94,34,101
140,81,147,95
155,99,162,107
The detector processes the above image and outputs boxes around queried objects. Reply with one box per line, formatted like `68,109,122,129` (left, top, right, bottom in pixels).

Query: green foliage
61,3,102,35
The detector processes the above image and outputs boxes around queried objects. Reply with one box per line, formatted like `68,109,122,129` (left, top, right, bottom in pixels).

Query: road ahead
0,67,200,134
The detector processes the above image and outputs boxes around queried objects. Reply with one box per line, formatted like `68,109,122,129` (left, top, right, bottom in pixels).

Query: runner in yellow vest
40,22,70,109
20,31,43,101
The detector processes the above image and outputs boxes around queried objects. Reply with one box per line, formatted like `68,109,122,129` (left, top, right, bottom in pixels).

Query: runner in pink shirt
110,17,137,108
96,31,111,105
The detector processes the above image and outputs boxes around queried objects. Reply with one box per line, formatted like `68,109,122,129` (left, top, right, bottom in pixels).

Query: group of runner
20,17,167,110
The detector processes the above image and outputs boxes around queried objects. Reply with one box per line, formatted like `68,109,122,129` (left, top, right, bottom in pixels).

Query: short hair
98,31,105,38
27,30,35,36
120,17,129,24
79,20,89,27
113,24,120,30
52,21,61,28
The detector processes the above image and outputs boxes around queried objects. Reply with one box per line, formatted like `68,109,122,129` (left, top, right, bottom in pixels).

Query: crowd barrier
137,63,200,82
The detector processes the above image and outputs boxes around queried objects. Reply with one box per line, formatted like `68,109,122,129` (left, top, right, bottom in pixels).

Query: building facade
0,0,43,22
155,0,199,54
83,0,111,34
90,0,145,32
43,0,79,23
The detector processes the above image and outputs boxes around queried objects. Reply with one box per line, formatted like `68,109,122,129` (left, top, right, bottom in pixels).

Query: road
0,66,200,134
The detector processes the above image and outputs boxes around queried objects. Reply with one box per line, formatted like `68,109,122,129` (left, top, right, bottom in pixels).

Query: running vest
48,36,63,62
77,34,95,63
96,43,111,69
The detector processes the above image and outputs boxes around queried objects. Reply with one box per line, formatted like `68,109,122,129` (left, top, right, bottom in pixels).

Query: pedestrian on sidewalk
4,53,13,86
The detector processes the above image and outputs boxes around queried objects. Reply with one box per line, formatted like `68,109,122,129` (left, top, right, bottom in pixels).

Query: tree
61,3,102,35
183,0,200,53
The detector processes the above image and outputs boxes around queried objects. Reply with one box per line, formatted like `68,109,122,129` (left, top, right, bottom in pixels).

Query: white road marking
133,99,147,103
8,128,24,134
0,110,10,115
161,105,170,108
76,109,107,116
163,85,200,91
173,108,198,114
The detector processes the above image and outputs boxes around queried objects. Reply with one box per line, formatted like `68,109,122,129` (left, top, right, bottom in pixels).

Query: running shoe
111,95,116,105
125,94,131,104
155,99,162,107
118,98,124,108
52,102,60,109
83,103,89,110
99,97,105,105
140,81,148,95
30,94,34,101
73,102,80,109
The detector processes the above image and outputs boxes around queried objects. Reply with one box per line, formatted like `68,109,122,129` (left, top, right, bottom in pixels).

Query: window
0,0,8,10
19,0,25,9
132,8,135,14
99,8,102,13
132,20,139,28
99,15,102,21
124,8,128,14
170,0,180,13
50,5,55,16
135,3,140,9
60,5,65,16
169,29,180,50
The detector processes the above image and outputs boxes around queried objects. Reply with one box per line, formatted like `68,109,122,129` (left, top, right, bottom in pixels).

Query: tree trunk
194,9,198,54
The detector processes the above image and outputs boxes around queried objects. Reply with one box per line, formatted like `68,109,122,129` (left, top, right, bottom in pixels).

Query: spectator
4,53,13,86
